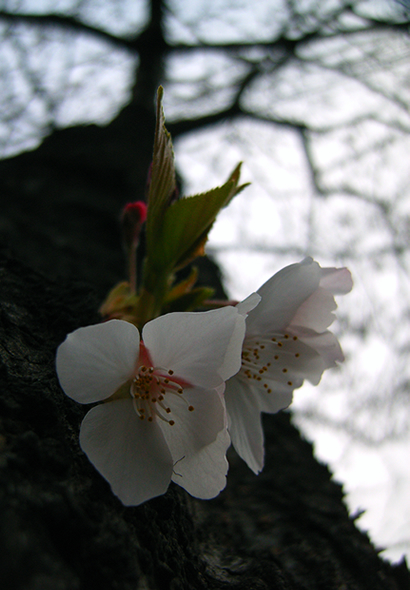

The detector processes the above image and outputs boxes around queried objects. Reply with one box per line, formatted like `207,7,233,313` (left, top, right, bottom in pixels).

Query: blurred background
0,0,409,563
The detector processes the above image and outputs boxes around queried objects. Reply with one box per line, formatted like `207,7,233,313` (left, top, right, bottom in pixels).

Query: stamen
240,333,303,394
130,355,192,427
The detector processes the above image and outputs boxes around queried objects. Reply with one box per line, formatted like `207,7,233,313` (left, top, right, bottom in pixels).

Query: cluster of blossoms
57,258,352,505
56,89,352,506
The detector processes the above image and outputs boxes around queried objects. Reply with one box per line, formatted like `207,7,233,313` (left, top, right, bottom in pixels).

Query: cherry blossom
225,257,353,474
56,306,249,506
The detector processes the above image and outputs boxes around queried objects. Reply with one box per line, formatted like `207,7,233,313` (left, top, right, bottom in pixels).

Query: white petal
218,308,247,382
80,400,173,506
236,292,261,316
159,386,226,459
56,320,140,404
297,330,345,379
246,258,321,337
266,337,328,388
142,307,245,389
257,385,294,415
320,267,353,295
171,428,230,499
224,378,266,474
290,286,337,332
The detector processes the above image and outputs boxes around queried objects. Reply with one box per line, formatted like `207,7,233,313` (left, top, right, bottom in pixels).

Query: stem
128,244,138,294
135,261,173,327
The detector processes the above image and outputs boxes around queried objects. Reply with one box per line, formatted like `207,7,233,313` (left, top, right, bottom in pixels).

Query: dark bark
0,104,409,589
0,252,409,590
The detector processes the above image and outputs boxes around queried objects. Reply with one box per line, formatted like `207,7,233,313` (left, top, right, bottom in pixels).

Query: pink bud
121,200,148,254
123,201,147,224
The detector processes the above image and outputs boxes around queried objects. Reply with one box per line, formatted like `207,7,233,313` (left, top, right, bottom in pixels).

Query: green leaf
165,267,199,302
163,287,215,314
145,87,177,255
150,163,249,272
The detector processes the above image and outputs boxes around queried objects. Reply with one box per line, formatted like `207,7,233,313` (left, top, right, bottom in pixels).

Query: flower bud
121,201,147,251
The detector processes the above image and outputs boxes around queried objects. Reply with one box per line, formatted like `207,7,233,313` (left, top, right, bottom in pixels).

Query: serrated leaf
149,163,247,272
146,87,176,254
155,184,233,270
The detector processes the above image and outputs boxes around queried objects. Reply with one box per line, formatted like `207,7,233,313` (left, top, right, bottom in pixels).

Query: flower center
240,333,302,391
130,342,193,425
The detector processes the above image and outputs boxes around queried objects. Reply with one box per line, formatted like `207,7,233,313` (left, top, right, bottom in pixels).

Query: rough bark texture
1,109,409,590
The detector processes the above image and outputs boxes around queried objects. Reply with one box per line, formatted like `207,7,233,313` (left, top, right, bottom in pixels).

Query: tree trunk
0,105,409,590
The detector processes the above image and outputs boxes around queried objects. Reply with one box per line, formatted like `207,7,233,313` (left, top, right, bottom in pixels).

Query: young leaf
145,87,177,255
149,163,248,272
165,266,199,302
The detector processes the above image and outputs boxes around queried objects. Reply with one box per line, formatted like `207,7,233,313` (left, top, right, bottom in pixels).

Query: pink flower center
130,342,193,425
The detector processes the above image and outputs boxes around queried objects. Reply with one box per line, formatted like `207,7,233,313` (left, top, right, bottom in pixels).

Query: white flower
225,257,353,474
56,307,249,506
